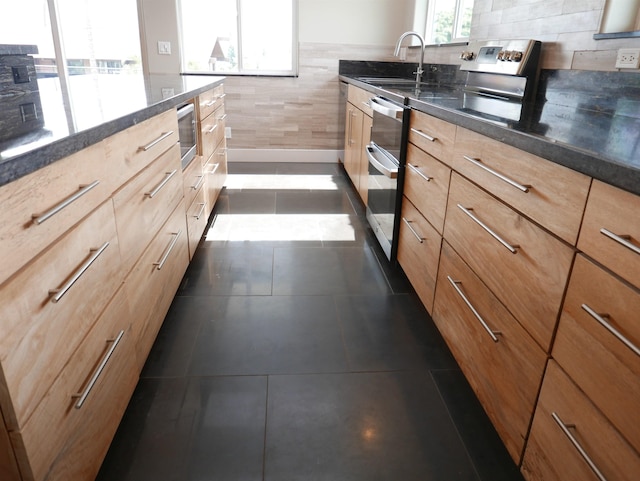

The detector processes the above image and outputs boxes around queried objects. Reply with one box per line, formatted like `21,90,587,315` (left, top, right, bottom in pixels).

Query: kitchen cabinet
408,109,456,168
343,85,373,204
0,97,211,480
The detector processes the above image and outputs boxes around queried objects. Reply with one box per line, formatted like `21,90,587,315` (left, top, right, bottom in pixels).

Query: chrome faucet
394,31,426,85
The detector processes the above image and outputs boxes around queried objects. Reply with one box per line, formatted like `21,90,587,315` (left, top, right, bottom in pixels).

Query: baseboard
227,149,343,163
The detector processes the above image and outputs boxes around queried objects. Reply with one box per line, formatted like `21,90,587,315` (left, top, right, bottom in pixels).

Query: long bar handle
206,124,218,134
204,100,216,107
154,230,182,270
402,218,424,243
407,163,432,182
145,169,178,198
141,131,174,152
457,204,519,254
32,180,100,225
447,276,500,342
192,175,205,191
217,113,228,122
194,203,207,220
49,242,109,303
411,127,436,142
581,303,640,357
600,228,640,256
462,156,531,193
73,330,125,409
551,412,608,481
208,163,220,175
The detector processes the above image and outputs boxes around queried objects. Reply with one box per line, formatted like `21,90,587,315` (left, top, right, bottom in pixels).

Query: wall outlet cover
615,48,640,69
225,127,232,138
157,41,172,55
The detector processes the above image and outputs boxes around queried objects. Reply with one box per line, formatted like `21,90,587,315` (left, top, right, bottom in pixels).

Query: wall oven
177,102,197,169
366,96,409,260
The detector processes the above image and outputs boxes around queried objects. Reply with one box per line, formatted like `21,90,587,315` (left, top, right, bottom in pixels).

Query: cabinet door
403,142,452,234
522,361,640,481
578,179,640,289
344,104,363,189
433,242,546,462
552,254,640,452
182,155,206,209
358,114,372,205
186,185,209,259
397,197,442,313
444,173,574,352
453,127,591,245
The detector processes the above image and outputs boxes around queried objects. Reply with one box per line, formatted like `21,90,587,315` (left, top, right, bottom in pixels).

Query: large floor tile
187,295,349,376
336,294,458,372
276,189,357,215
272,246,391,296
97,376,267,481
265,371,480,481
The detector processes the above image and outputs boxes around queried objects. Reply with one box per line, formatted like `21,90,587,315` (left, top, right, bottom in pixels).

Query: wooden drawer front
200,107,224,162
347,84,374,117
0,201,122,430
104,109,179,189
0,412,20,480
408,109,456,165
126,200,189,371
182,155,205,209
433,242,546,462
205,140,228,212
11,286,137,481
213,104,226,148
578,180,640,289
186,185,208,259
522,361,640,481
444,173,574,352
198,84,225,122
404,142,452,234
0,142,110,286
552,254,640,452
113,143,183,273
397,197,442,313
453,127,591,245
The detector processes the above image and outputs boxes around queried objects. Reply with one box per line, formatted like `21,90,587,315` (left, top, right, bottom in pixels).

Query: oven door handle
369,97,404,119
366,143,398,179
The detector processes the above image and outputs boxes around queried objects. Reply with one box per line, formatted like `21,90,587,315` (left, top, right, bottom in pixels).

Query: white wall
138,0,182,74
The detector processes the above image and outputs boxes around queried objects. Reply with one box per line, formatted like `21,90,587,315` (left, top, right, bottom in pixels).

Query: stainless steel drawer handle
362,101,371,109
600,228,640,256
218,93,226,100
140,131,174,152
457,204,519,254
411,128,436,142
204,100,216,107
208,163,220,175
582,303,640,357
407,163,432,182
154,230,182,270
49,242,109,303
145,169,178,198
217,113,228,122
194,203,207,220
462,156,531,193
218,149,227,157
402,217,424,243
192,175,205,191
551,412,608,481
72,330,125,409
447,276,501,342
32,180,100,225
206,124,218,134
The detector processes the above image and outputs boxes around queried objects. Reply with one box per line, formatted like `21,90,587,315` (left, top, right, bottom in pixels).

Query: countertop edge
0,77,224,187
340,75,640,196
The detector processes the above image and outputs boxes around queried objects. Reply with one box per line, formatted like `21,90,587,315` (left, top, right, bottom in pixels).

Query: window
179,0,298,76
425,0,473,45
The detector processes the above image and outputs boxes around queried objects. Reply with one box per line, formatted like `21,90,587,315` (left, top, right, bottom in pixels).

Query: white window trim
424,0,472,46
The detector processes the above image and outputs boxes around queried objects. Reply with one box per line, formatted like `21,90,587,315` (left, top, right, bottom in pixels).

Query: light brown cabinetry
0,91,221,480
408,109,456,167
344,85,373,204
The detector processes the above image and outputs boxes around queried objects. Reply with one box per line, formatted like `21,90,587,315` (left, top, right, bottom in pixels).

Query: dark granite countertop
0,73,224,187
339,61,640,196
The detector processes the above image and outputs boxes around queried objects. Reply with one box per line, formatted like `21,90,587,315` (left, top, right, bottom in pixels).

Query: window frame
424,0,473,46
178,0,299,77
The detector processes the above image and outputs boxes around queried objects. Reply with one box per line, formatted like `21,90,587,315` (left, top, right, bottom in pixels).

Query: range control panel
459,39,541,76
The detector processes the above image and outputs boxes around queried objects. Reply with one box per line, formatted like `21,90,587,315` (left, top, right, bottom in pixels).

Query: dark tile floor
97,162,524,481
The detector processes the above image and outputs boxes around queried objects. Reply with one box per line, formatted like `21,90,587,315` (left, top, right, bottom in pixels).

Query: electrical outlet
157,41,171,55
615,48,640,69
225,127,232,139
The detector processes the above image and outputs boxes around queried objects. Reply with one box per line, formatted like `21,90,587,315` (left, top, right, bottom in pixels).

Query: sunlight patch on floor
224,174,340,191
206,214,357,242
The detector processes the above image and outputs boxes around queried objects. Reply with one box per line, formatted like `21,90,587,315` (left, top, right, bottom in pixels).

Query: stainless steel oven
177,102,197,169
366,96,409,260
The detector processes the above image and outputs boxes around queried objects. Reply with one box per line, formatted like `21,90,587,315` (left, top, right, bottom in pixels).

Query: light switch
157,41,171,55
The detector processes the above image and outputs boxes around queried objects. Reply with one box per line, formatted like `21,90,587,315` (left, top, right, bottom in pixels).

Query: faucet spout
394,31,426,85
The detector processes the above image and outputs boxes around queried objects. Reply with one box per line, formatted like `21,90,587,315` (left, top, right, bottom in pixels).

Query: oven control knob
460,51,475,61
510,50,523,62
497,50,507,61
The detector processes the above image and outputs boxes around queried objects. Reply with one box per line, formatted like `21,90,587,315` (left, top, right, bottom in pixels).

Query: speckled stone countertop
340,61,640,196
0,73,224,187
